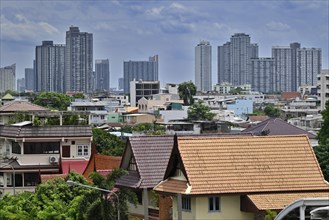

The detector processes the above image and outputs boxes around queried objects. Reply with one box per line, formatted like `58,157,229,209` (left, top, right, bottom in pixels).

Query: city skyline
1,0,328,88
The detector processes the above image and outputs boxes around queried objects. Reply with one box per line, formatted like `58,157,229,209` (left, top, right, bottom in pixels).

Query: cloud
1,14,59,42
266,22,291,31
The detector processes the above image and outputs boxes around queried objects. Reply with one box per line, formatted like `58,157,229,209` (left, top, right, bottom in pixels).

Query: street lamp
66,180,120,220
0,163,15,195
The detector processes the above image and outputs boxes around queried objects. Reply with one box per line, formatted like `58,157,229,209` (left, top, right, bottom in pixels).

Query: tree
315,100,329,181
264,104,281,118
264,209,277,220
92,128,126,156
33,92,71,111
72,93,86,100
178,81,196,106
188,100,216,121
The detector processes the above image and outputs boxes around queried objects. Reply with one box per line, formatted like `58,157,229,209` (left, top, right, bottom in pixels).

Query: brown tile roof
0,101,49,112
83,154,121,181
247,115,269,123
0,125,92,138
242,118,316,139
247,192,329,210
116,170,141,188
281,92,301,101
117,135,174,189
40,174,67,182
156,135,329,195
154,179,189,194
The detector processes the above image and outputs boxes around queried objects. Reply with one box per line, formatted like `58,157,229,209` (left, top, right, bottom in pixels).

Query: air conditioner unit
49,156,59,164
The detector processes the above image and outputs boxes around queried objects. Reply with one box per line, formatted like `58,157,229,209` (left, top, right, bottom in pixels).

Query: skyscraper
272,43,321,92
95,59,110,91
123,55,158,94
0,64,16,93
17,78,25,93
65,26,93,93
297,48,321,87
25,68,35,91
195,41,212,92
35,41,65,93
218,33,258,86
251,58,275,93
118,77,124,90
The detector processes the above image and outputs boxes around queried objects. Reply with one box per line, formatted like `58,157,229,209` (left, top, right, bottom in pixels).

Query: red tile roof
62,160,89,174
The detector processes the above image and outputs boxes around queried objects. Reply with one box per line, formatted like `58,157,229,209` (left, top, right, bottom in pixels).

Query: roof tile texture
129,135,174,188
242,118,316,139
0,101,49,112
83,154,121,180
177,135,328,194
248,192,329,210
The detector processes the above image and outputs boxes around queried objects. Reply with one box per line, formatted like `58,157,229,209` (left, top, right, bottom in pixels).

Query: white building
195,41,212,92
130,80,160,107
0,64,16,93
317,69,329,110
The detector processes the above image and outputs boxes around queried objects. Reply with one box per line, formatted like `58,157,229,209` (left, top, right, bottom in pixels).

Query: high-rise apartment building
123,55,158,94
35,41,65,93
129,79,160,107
272,43,321,92
95,59,110,91
317,69,329,110
218,33,258,86
25,68,35,91
297,48,321,87
0,64,16,93
251,58,275,93
118,77,124,90
195,41,212,92
17,78,25,93
65,26,93,93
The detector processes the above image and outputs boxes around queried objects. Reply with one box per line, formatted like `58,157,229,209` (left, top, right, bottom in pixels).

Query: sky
1,0,328,89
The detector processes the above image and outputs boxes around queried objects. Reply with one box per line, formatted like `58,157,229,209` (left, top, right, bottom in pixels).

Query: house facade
154,135,329,220
0,125,92,196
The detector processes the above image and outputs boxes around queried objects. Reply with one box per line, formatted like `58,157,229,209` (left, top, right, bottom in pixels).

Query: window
12,141,21,154
182,196,191,212
77,145,89,156
24,173,39,186
24,142,60,154
129,157,137,171
208,197,220,212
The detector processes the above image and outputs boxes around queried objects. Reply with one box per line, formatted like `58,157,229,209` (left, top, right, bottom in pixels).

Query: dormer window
129,157,137,171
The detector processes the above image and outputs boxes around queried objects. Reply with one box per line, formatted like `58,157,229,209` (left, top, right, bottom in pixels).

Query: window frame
208,196,221,212
182,196,191,212
77,145,89,156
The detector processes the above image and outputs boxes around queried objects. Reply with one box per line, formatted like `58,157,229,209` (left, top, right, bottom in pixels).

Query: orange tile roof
155,179,189,194
160,135,329,195
83,154,121,181
247,192,329,210
40,174,66,182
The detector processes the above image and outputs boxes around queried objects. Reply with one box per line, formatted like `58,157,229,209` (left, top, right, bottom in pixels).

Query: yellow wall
172,195,254,220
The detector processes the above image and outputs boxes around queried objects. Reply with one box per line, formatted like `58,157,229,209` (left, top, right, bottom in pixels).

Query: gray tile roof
0,125,92,138
118,135,174,189
242,118,316,139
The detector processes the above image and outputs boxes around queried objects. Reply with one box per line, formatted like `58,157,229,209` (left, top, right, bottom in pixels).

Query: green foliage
178,81,196,106
264,209,277,220
45,118,60,125
33,117,42,126
0,171,135,220
33,92,71,111
71,93,86,100
315,100,329,181
92,128,126,156
264,104,281,118
7,113,30,125
188,100,216,121
229,87,243,95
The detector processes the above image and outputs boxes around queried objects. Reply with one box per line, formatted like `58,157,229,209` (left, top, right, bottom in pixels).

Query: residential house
0,101,50,125
122,113,162,125
0,124,92,195
0,93,15,106
154,135,329,220
242,117,318,146
116,135,174,220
